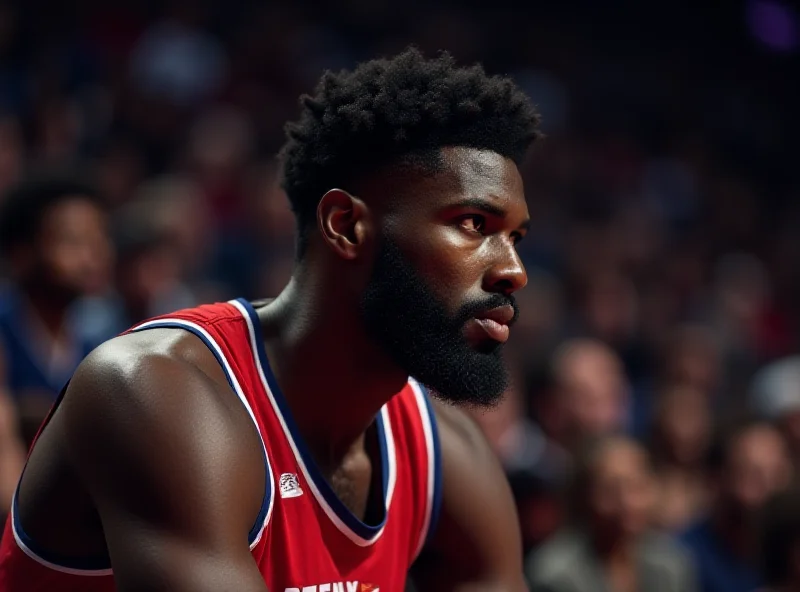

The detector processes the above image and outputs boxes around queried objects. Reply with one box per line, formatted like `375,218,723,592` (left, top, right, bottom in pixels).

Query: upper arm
60,332,268,592
411,401,526,592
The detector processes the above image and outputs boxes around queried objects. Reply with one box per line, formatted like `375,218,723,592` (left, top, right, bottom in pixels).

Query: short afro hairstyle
279,47,542,254
0,170,105,255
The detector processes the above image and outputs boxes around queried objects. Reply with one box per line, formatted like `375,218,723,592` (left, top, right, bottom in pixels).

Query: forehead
593,441,649,477
732,426,785,458
40,196,105,233
390,147,526,214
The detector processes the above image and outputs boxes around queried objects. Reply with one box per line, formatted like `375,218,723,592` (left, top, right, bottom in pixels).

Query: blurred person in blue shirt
680,416,793,592
0,171,113,445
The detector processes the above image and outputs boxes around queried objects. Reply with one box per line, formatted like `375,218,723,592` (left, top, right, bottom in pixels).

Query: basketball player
0,48,541,591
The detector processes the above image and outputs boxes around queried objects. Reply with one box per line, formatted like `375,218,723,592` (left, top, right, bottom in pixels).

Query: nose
483,239,528,296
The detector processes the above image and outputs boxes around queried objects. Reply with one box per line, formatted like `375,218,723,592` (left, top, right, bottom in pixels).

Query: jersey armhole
11,382,116,575
410,381,443,558
130,319,275,548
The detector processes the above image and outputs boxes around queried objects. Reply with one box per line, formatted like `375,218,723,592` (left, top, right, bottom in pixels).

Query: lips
467,304,515,344
474,305,516,326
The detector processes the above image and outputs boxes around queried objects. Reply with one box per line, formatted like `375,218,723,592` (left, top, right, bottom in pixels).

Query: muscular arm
59,331,269,592
410,402,526,592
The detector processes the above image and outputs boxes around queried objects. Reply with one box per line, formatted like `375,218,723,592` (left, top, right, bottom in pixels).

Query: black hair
279,47,542,255
0,170,105,254
761,486,800,586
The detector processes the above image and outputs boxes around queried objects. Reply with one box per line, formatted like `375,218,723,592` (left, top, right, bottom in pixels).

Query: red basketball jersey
0,299,443,592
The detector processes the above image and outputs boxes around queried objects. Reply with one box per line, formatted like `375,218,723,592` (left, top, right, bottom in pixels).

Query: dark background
1,0,799,589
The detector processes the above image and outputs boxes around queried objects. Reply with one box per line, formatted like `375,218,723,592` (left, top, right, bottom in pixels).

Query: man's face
33,197,112,299
723,425,792,520
557,343,629,443
359,147,529,406
587,440,655,540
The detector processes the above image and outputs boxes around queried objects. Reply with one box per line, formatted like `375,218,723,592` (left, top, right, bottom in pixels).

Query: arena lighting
746,0,799,52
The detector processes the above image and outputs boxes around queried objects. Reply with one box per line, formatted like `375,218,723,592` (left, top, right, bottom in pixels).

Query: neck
259,271,408,469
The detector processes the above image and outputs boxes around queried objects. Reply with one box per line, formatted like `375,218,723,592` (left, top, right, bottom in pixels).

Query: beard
360,234,518,407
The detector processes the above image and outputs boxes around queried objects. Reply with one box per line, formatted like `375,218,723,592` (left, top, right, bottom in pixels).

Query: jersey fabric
0,299,443,592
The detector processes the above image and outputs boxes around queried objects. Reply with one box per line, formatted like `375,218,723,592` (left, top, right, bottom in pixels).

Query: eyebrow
447,198,531,230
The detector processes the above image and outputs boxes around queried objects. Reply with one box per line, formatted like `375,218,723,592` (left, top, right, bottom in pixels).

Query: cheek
40,242,73,275
399,229,486,297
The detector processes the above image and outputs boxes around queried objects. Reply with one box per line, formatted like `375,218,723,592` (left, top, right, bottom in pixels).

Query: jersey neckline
230,298,397,546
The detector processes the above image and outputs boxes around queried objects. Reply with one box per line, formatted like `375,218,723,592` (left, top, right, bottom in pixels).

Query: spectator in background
659,326,722,399
0,172,113,445
631,324,721,439
74,224,196,344
73,176,208,342
681,417,793,592
749,355,800,472
124,175,214,285
526,434,697,592
534,338,631,454
650,385,713,533
470,375,565,552
708,253,774,401
759,487,800,592
129,0,227,108
513,338,631,548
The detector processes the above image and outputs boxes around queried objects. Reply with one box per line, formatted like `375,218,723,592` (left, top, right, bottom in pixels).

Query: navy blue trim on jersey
12,497,112,570
129,321,272,546
11,383,114,571
419,384,444,548
237,298,390,540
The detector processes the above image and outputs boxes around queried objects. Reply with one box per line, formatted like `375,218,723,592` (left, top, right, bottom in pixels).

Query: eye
459,214,486,234
511,231,525,245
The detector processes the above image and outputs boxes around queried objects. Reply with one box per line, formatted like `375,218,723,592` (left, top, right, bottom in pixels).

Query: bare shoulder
430,399,516,528
414,399,525,591
69,327,231,400
430,400,510,491
431,399,499,459
60,328,261,487
55,329,269,591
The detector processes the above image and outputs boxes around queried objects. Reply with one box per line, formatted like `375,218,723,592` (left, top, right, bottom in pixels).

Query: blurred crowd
1,0,800,591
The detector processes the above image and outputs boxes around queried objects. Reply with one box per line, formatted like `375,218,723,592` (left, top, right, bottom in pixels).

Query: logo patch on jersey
279,473,304,498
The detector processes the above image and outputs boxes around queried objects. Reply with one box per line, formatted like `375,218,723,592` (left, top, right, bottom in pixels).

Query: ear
316,188,371,260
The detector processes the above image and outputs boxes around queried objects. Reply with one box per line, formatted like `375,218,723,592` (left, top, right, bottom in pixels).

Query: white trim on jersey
10,500,114,577
409,378,438,560
131,317,276,550
229,298,398,548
